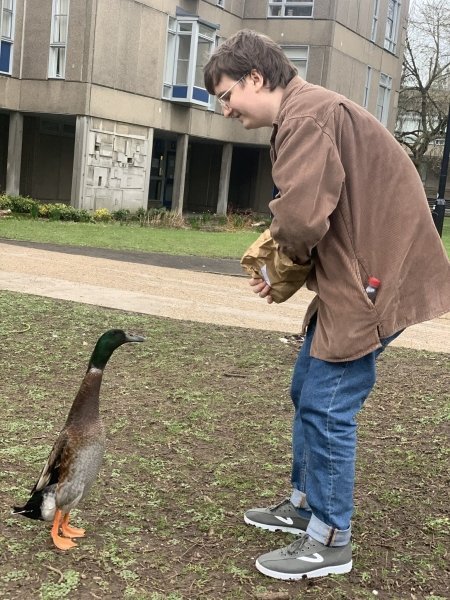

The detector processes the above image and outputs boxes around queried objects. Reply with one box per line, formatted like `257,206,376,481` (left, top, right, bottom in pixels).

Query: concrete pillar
143,127,154,210
171,133,189,215
71,116,89,209
217,142,233,215
6,112,24,196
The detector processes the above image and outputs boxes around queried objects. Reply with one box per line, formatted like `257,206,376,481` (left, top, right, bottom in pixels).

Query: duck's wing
31,429,70,493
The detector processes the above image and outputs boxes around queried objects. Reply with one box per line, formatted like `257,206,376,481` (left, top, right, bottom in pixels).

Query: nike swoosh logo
275,516,294,525
297,553,324,563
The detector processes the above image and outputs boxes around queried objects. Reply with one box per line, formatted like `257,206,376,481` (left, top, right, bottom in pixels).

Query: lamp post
433,101,450,237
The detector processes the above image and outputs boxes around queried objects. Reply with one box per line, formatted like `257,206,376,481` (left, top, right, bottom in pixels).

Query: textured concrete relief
84,122,149,211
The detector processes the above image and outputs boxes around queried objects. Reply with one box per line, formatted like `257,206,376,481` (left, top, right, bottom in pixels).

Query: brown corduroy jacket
269,77,450,361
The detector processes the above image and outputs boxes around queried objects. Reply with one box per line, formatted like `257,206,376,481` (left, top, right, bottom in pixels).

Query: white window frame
384,0,401,54
363,66,372,108
371,0,379,42
163,15,217,109
268,1,314,18
282,46,309,79
0,0,15,75
48,0,70,79
376,73,392,126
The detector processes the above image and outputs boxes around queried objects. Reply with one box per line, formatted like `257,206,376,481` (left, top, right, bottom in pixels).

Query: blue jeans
289,316,402,547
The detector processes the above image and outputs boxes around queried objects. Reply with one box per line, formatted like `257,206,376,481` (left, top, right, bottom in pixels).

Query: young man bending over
204,29,450,581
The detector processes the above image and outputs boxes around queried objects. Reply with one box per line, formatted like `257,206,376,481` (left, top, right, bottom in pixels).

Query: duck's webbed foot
61,513,85,538
51,509,77,550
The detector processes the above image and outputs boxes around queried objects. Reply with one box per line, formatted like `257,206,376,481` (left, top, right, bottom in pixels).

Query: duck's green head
89,329,145,371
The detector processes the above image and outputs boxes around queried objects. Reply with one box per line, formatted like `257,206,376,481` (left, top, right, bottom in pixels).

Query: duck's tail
12,485,56,521
12,494,45,520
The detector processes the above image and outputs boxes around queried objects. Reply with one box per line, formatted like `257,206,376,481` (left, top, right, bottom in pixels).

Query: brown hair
204,29,297,94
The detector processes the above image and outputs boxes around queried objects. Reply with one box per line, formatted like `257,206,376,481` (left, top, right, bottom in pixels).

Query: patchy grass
0,292,449,599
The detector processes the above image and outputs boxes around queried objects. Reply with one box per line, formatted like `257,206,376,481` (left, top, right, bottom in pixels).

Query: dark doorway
228,146,259,212
148,137,177,210
185,142,221,213
20,115,75,203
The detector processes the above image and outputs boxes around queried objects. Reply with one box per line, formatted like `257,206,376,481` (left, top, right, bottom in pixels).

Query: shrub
93,208,112,222
0,194,12,209
38,203,50,217
112,208,131,222
47,203,73,221
7,195,38,214
139,208,185,229
75,209,94,223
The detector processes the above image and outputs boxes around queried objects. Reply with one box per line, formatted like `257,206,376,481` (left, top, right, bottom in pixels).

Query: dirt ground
0,292,449,600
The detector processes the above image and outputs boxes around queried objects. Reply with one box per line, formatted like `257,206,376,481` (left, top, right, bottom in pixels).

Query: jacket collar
272,76,309,128
270,76,309,146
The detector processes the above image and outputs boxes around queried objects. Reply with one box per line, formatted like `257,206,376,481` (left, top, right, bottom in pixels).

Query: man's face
214,73,273,129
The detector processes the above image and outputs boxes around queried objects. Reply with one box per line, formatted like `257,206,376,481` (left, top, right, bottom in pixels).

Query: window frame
0,0,15,75
48,0,70,79
371,0,379,42
281,45,309,79
384,0,401,54
163,15,217,109
363,66,373,108
376,72,392,126
268,1,314,19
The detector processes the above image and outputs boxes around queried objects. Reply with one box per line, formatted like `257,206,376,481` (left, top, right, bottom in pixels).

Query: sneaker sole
244,514,306,535
255,559,353,580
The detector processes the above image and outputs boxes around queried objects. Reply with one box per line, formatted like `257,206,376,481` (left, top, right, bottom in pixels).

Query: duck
12,328,145,550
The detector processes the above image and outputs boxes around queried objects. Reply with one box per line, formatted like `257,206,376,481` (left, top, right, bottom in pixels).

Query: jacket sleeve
269,115,345,265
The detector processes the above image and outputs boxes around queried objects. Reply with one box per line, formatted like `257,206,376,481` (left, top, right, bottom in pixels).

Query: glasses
217,74,248,109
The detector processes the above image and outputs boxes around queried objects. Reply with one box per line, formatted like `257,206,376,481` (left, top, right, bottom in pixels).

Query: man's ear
249,69,265,91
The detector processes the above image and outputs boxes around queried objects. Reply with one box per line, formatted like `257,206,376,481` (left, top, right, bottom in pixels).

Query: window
282,46,308,79
163,16,217,108
268,1,313,18
0,0,14,74
376,73,392,126
363,66,372,108
384,0,400,53
217,0,225,7
49,0,69,78
371,0,379,42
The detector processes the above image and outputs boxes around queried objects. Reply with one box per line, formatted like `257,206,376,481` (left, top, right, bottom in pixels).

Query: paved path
1,239,449,354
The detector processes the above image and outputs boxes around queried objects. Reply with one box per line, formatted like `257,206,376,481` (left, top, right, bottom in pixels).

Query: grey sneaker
255,534,352,580
244,499,310,534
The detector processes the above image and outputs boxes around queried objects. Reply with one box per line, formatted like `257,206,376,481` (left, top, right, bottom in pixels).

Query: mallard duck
12,329,145,550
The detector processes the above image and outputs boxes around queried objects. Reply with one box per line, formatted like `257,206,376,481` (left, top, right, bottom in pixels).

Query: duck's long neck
66,367,103,425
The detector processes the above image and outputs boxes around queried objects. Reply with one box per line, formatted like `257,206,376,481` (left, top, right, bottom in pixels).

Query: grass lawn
0,217,261,260
1,292,449,600
1,215,449,260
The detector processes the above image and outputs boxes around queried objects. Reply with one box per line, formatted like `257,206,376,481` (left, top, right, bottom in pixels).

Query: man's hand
249,277,273,304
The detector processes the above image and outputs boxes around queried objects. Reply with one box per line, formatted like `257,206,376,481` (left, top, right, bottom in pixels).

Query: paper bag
240,229,312,303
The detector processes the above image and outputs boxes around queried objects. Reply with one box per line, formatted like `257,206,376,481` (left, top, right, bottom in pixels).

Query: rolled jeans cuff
306,513,351,547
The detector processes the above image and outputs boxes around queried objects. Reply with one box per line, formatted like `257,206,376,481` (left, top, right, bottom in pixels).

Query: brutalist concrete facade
0,0,408,214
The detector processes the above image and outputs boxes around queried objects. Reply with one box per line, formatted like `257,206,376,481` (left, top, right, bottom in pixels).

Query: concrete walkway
1,239,449,354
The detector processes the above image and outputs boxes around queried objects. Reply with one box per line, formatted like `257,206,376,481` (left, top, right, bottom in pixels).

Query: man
204,30,450,581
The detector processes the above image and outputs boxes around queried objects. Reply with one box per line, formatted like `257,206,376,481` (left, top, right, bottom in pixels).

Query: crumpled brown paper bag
240,229,312,303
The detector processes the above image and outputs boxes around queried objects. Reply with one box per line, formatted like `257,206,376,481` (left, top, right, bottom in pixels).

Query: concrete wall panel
92,0,166,97
15,81,88,115
20,3,52,80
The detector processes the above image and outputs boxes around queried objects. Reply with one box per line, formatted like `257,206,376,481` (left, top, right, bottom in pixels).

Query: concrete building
0,0,409,215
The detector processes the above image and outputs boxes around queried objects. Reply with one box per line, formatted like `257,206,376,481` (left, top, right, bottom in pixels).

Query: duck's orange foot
52,533,77,550
61,523,85,538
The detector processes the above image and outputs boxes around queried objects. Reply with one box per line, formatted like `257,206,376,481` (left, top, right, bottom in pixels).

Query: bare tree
395,0,450,177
